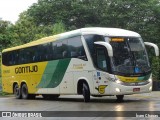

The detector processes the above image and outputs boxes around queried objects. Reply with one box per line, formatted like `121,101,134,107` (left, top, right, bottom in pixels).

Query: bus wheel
14,84,21,99
116,95,124,102
82,83,90,102
21,84,29,99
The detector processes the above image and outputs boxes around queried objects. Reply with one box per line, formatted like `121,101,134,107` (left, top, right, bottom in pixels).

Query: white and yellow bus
1,27,159,102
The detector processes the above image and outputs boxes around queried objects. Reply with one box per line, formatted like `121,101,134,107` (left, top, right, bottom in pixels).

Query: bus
1,27,159,102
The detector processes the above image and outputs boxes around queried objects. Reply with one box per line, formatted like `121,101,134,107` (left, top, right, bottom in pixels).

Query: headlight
109,74,117,82
149,86,152,91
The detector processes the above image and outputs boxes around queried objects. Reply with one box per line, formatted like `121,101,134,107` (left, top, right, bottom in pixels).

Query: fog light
149,86,152,91
116,88,121,92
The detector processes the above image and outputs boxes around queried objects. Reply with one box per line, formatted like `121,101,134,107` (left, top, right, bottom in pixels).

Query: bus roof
81,27,140,37
2,27,140,52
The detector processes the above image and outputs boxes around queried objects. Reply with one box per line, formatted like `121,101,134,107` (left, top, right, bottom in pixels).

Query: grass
0,91,9,96
0,89,12,96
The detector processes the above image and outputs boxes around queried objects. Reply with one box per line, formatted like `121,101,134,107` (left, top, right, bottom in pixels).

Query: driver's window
96,48,108,71
84,35,105,65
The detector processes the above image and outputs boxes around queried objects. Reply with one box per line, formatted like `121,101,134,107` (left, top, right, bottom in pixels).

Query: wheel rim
14,86,19,96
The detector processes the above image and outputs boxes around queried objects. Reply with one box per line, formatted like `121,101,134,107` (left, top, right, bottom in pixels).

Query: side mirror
94,41,113,57
144,42,159,57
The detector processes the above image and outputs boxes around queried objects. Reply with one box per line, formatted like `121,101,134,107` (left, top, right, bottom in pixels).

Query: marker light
111,38,124,42
149,86,152,91
116,80,121,84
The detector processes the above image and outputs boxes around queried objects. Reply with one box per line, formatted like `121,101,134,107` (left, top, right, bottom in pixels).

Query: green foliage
24,0,160,44
52,22,66,34
151,57,160,81
0,20,13,51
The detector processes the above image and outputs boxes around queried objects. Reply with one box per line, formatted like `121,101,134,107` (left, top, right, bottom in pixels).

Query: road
0,92,160,120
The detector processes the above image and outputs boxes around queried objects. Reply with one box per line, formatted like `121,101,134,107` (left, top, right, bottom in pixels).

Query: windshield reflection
108,37,150,75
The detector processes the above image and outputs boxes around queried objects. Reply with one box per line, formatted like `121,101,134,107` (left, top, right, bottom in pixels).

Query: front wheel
82,83,90,102
14,84,21,99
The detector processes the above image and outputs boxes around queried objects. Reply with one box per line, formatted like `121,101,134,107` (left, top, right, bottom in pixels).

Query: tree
0,20,13,51
25,0,160,42
26,0,108,29
12,11,66,45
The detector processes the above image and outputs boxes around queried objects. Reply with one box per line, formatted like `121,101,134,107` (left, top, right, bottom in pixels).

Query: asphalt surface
0,92,160,120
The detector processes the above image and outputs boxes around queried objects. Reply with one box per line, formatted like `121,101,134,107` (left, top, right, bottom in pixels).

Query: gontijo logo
95,85,108,94
15,65,38,74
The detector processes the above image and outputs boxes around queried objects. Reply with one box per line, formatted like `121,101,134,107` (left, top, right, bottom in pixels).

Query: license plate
133,88,140,92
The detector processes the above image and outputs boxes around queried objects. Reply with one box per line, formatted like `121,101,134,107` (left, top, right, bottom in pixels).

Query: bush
151,57,160,81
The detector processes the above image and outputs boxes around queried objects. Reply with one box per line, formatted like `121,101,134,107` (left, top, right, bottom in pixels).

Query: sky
0,0,38,24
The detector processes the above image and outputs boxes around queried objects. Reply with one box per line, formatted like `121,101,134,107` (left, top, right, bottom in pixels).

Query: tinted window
68,36,87,60
55,40,68,59
2,36,87,66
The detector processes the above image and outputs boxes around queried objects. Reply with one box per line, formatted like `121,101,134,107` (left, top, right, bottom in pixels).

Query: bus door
93,45,111,95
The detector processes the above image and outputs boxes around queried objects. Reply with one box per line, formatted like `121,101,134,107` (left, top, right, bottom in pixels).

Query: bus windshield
108,37,150,75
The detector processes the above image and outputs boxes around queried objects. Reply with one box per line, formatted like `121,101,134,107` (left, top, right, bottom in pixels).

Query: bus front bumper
109,81,152,95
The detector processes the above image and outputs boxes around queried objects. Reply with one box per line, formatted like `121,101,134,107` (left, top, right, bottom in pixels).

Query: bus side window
56,42,63,59
68,36,87,60
47,43,54,60
2,52,11,66
63,50,68,58
14,51,19,65
62,40,68,59
8,52,12,65
51,42,56,60
11,52,16,65
70,51,77,57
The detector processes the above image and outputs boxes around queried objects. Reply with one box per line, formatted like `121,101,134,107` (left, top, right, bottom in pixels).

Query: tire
14,84,21,99
21,84,29,99
82,83,90,102
116,95,124,102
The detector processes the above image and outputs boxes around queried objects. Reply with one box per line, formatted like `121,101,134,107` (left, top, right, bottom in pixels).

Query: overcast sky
0,0,38,23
